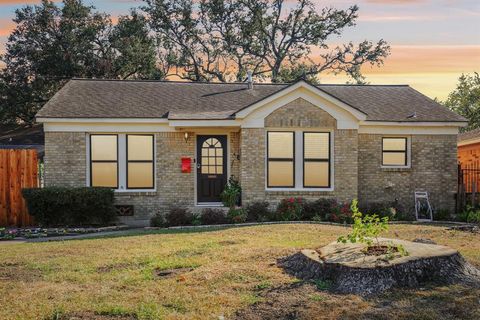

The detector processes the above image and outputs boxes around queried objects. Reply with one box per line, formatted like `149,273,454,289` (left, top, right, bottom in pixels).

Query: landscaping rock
278,238,480,295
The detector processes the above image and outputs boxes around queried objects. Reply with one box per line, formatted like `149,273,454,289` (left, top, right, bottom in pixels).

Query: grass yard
1,224,480,320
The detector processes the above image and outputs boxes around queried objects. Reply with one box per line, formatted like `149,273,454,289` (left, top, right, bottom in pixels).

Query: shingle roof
458,128,480,142
36,79,466,122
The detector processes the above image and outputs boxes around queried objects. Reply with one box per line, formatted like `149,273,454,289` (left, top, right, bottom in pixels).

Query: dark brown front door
197,135,228,203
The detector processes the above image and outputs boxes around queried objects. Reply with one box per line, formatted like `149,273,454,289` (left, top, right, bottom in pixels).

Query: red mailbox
181,157,191,173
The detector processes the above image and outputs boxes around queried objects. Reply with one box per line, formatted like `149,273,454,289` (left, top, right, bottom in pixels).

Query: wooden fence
0,149,39,227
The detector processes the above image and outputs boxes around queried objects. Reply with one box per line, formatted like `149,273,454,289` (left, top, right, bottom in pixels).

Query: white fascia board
361,121,468,127
43,122,175,132
37,117,169,123
168,119,241,128
235,81,367,121
458,138,480,146
358,124,459,135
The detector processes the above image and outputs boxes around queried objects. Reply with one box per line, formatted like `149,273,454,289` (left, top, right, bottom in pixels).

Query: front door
197,135,228,203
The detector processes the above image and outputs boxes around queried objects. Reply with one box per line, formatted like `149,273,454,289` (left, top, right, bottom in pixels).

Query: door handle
197,163,201,169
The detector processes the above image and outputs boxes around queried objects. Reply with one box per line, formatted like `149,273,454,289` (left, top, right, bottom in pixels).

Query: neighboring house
0,124,45,159
458,128,480,165
36,79,466,226
457,128,480,193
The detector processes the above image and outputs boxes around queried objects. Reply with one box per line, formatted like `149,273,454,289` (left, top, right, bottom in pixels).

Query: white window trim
86,133,156,193
265,129,334,192
380,136,411,169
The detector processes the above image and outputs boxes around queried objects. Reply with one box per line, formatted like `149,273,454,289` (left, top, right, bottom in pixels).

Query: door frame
194,133,230,206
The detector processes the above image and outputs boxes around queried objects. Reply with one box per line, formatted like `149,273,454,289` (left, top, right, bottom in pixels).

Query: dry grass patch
0,224,479,319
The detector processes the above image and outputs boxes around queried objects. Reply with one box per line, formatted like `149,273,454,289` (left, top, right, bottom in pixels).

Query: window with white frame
90,135,118,188
267,131,295,188
303,132,330,188
266,131,332,189
382,137,408,167
89,134,155,190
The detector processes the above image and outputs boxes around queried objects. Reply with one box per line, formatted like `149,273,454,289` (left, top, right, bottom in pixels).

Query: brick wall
240,98,357,205
44,132,87,187
44,131,240,223
358,134,458,213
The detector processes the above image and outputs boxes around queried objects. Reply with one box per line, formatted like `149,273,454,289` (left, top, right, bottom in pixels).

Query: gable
240,84,364,129
265,98,336,128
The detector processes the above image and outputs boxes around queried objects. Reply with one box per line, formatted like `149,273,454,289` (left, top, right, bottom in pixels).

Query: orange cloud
0,19,15,37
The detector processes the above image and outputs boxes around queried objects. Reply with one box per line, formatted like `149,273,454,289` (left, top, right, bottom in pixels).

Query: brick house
36,79,466,226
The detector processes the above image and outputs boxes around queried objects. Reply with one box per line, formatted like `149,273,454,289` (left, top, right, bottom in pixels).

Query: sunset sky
0,0,479,100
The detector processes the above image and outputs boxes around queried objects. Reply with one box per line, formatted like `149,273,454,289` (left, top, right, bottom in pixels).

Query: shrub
360,201,406,221
200,208,228,225
228,208,247,223
220,176,242,209
150,214,166,227
165,207,194,227
245,201,271,222
22,187,116,227
434,209,451,221
326,202,353,223
301,198,338,220
458,206,480,223
276,198,304,221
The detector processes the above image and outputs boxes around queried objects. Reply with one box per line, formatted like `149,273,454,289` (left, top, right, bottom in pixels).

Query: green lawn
0,224,479,320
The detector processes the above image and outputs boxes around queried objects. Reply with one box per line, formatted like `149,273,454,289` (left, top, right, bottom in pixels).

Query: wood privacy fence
0,149,39,227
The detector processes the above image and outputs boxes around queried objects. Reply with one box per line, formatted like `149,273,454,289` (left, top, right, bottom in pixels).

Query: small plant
338,199,409,257
312,279,332,291
150,214,166,227
227,208,247,224
276,197,303,221
220,176,242,209
245,201,271,222
458,206,480,223
165,207,195,227
337,199,389,248
200,208,228,225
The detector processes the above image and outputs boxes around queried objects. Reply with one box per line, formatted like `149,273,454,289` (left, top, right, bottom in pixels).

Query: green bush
458,206,480,223
220,176,241,209
165,207,195,227
301,198,338,220
200,208,228,225
245,201,271,222
22,187,116,227
227,208,247,223
150,214,166,227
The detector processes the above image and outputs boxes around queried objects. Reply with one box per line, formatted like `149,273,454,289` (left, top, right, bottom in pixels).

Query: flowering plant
276,197,304,221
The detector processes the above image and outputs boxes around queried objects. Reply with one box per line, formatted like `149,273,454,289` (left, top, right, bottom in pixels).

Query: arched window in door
201,138,224,174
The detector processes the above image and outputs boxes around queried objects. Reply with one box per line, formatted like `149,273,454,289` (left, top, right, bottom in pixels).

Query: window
127,135,154,189
303,132,330,188
382,137,408,166
201,138,224,174
90,135,118,188
88,134,155,190
267,131,294,187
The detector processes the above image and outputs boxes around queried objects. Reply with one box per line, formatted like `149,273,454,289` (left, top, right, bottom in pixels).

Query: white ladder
415,191,433,221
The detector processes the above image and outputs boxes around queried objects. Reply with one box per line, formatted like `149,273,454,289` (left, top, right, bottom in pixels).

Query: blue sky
0,0,479,99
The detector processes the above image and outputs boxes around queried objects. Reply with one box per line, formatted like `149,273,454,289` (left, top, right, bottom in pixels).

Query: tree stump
278,238,480,295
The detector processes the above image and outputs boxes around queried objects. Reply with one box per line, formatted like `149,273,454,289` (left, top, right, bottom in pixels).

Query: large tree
143,0,390,83
444,72,480,132
0,0,161,125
